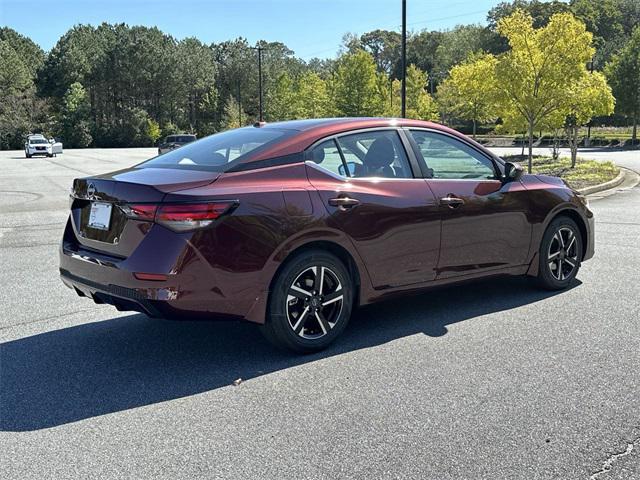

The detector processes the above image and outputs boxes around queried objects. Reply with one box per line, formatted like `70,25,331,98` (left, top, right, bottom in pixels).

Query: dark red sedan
60,118,594,352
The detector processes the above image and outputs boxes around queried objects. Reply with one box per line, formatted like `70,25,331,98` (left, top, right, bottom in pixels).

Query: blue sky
1,0,500,58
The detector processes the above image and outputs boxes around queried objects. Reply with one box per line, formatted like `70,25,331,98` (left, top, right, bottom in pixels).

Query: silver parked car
24,134,63,158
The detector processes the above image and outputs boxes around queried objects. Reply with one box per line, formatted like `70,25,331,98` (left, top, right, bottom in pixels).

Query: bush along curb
577,168,626,195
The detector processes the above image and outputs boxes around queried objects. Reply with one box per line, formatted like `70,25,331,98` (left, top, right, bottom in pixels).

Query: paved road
488,146,640,172
1,148,639,479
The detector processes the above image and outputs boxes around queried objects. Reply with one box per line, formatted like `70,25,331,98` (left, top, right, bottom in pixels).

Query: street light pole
401,0,407,118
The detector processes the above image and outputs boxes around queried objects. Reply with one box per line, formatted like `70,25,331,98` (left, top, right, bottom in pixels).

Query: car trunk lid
69,167,220,257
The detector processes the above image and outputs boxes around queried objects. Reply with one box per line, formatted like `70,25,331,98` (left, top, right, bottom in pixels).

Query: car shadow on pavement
0,276,579,432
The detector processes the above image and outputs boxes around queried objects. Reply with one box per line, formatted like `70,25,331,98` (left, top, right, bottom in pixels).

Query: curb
577,168,626,195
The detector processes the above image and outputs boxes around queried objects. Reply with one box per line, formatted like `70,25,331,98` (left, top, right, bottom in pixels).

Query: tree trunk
571,125,578,168
527,120,534,174
633,112,637,146
472,119,477,139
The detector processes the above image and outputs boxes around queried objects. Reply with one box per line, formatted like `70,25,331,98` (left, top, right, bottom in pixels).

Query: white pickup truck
24,134,63,158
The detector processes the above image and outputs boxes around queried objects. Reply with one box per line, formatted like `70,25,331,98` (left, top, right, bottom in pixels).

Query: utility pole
256,45,264,122
586,57,594,144
390,79,394,111
237,81,242,126
401,0,407,118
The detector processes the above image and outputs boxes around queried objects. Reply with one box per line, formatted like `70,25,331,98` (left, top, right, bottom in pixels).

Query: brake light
120,204,157,221
120,202,235,231
156,203,234,232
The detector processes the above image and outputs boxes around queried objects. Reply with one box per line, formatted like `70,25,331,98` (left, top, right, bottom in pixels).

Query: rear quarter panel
162,162,373,323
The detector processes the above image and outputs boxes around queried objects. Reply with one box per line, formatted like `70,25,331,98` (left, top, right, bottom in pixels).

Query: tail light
120,202,235,232
119,204,157,221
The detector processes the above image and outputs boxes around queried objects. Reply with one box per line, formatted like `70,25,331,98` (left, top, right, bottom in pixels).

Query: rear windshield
139,127,293,172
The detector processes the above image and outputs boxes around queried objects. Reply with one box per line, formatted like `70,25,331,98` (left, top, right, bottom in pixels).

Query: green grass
504,155,620,190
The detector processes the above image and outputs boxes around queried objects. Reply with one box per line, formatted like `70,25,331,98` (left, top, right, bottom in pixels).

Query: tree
404,65,438,121
570,0,625,68
145,119,162,145
494,10,595,172
266,72,296,121
176,38,216,131
295,71,332,118
488,1,571,29
562,72,615,166
60,82,93,147
0,41,31,94
439,53,498,137
359,29,401,75
605,28,640,145
332,50,385,117
0,40,47,149
434,25,496,74
221,95,247,130
0,28,45,79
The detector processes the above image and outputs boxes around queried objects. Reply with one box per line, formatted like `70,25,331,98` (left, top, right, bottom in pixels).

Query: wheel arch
526,205,590,277
267,240,363,310
547,208,589,261
243,232,371,324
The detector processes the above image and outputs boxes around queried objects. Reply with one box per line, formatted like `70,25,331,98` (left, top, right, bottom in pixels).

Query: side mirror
504,161,524,182
339,161,357,177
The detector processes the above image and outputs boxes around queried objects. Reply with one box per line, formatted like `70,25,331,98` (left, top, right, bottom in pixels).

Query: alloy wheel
286,266,344,339
547,227,579,281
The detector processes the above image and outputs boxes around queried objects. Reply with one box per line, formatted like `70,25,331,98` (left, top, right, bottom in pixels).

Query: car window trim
404,127,504,180
304,127,421,180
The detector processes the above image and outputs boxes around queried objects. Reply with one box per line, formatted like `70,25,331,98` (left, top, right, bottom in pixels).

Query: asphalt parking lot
1,147,639,479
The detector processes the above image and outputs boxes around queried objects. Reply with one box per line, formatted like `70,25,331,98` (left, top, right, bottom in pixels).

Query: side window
309,139,347,177
409,130,496,180
337,130,412,179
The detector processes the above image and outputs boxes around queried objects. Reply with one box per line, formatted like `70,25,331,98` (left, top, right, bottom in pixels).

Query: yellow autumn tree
438,53,498,138
495,10,595,172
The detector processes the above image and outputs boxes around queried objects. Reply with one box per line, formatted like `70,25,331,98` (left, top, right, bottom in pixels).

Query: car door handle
328,197,361,210
439,195,465,208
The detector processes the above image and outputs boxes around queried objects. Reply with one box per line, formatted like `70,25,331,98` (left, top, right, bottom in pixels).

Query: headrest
364,137,395,168
311,147,325,163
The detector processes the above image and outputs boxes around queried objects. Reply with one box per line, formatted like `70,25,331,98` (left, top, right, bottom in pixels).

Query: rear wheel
537,216,583,290
262,250,353,353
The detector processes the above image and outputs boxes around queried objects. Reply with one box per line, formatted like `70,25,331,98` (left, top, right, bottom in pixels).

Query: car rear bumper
60,267,165,317
58,218,257,321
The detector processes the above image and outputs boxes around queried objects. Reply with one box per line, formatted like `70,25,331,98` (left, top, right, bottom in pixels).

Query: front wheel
262,250,353,353
536,216,583,290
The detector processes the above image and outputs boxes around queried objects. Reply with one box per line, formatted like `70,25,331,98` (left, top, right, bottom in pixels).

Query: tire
262,250,353,353
536,216,583,290
25,153,31,158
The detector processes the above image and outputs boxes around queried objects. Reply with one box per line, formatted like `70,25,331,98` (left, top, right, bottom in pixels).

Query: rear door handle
439,195,464,208
328,197,361,210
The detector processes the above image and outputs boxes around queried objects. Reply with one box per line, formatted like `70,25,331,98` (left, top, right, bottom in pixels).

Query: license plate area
88,202,112,230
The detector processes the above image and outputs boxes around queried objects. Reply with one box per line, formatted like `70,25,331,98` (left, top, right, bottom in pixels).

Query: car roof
247,117,490,162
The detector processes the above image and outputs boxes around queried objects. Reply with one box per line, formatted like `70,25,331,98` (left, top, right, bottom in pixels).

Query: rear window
140,127,293,172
